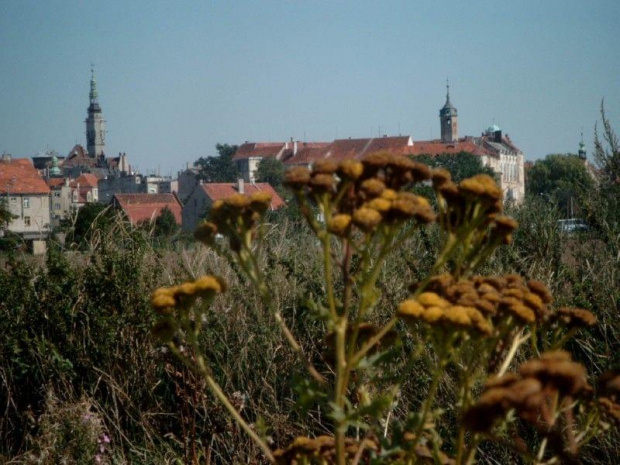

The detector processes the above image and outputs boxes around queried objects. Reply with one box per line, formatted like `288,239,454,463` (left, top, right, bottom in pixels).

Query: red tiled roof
47,178,66,188
113,193,183,226
408,138,492,157
0,158,50,194
233,142,287,160
74,173,98,188
201,182,285,209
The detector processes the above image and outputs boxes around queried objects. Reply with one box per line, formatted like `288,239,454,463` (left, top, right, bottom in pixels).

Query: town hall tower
440,81,458,142
85,67,106,157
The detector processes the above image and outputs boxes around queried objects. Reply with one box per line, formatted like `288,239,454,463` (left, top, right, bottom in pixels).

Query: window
23,198,30,208
24,216,31,226
55,203,61,210
10,197,16,204
54,192,61,197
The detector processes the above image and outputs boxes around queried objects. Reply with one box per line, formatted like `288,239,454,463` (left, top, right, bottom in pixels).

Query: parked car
557,218,589,234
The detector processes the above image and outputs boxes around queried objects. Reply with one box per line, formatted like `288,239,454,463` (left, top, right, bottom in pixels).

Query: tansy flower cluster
150,275,225,342
398,274,557,335
194,191,273,251
284,151,436,236
598,370,620,426
432,169,517,253
464,351,589,433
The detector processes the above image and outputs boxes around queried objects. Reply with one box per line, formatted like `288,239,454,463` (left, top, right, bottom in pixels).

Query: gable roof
233,142,287,161
0,157,50,194
200,182,285,209
408,138,492,157
73,173,98,188
113,193,183,225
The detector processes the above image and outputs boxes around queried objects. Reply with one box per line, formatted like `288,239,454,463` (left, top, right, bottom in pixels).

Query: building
0,154,51,240
49,173,99,223
177,165,201,204
98,174,178,204
111,193,183,226
57,69,132,179
233,140,330,183
235,84,526,203
182,180,285,231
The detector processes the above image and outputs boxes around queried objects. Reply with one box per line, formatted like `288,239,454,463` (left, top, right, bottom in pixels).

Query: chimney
237,178,244,194
293,140,298,155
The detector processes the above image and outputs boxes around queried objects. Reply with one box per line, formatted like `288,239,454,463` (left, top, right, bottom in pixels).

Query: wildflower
284,166,311,189
194,221,218,245
193,275,226,296
362,151,391,171
328,214,352,237
397,300,425,320
352,207,382,231
312,159,338,174
421,306,444,323
360,178,386,198
410,162,432,182
519,351,587,396
309,173,336,192
366,197,392,213
380,188,398,201
555,307,597,328
249,192,272,213
527,280,553,304
151,287,176,313
337,159,364,180
431,168,451,187
598,370,620,402
417,292,450,309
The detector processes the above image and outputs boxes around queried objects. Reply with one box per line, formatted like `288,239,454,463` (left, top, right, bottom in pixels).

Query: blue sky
1,0,618,175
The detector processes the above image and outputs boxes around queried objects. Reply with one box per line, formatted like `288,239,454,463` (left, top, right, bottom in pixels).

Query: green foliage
256,157,285,189
526,153,594,217
414,151,496,182
65,203,115,247
0,197,15,227
594,100,620,183
195,143,239,183
153,206,179,237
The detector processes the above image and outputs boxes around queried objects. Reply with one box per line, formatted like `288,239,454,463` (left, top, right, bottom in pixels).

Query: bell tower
85,66,106,157
439,79,458,142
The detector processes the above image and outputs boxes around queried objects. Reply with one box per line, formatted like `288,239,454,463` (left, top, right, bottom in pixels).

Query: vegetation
415,152,496,183
256,157,285,191
526,154,593,218
1,137,619,463
195,143,239,183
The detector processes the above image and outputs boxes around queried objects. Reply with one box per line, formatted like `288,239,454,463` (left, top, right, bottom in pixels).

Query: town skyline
1,0,618,175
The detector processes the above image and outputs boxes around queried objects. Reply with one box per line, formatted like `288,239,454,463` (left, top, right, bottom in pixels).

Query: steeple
439,78,458,142
578,131,586,160
85,65,106,157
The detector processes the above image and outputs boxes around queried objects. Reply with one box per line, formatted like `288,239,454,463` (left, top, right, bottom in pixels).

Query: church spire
446,77,451,105
439,79,458,142
89,65,99,105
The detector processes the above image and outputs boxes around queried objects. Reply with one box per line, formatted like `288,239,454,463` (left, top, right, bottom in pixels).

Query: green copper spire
49,153,61,177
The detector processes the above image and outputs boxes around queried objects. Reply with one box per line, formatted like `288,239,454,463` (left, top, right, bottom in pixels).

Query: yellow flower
194,221,218,245
328,214,352,237
313,159,338,174
194,275,225,295
421,306,444,323
352,207,382,231
417,292,450,309
380,189,398,201
366,198,391,213
337,160,364,180
284,166,311,189
431,168,451,187
360,178,385,198
151,287,176,311
397,300,425,320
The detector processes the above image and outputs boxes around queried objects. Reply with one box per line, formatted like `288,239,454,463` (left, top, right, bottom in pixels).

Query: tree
255,158,285,189
594,100,620,183
0,197,15,228
154,206,179,237
526,154,594,218
195,143,239,183
415,151,496,183
66,203,114,246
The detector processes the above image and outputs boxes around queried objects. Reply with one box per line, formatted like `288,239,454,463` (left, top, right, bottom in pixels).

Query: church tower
578,132,587,160
439,80,458,142
85,67,106,158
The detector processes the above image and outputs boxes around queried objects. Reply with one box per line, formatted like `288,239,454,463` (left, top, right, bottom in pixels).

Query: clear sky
1,0,618,175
